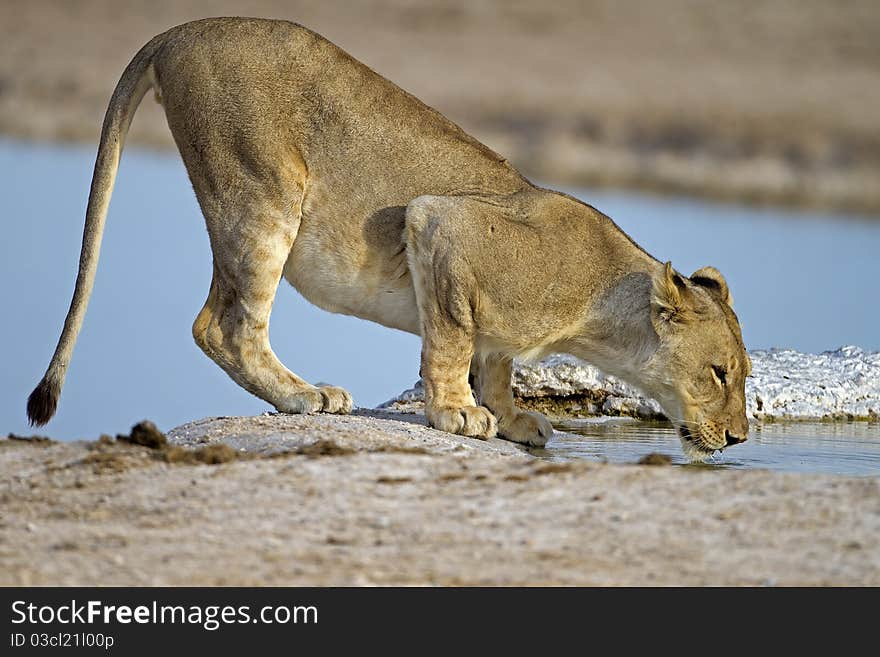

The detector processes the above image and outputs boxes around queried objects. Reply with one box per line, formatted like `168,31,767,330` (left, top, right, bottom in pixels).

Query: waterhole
541,419,880,476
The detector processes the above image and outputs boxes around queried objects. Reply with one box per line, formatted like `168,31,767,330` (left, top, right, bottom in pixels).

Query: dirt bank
2,412,877,586
0,1,878,212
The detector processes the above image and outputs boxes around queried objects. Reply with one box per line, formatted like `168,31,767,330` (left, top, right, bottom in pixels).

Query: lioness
27,18,750,461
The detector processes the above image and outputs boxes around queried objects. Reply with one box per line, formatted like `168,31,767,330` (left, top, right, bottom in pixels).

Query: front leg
406,200,496,439
420,328,498,440
476,354,553,447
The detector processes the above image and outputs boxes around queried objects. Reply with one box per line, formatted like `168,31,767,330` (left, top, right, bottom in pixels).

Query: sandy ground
2,412,877,586
0,0,878,212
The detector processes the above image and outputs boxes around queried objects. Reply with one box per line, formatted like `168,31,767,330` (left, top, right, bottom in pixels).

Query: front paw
426,405,498,439
498,410,553,447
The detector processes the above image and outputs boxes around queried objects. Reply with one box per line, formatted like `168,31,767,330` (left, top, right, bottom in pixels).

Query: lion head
646,262,751,462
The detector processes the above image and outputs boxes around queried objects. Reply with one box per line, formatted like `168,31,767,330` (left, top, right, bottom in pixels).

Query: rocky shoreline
383,347,880,423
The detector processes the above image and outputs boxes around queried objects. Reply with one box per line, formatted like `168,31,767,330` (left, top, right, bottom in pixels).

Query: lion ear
690,266,733,307
651,261,693,326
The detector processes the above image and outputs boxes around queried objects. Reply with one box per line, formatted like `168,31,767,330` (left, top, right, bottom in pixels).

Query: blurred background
2,0,878,439
3,0,880,210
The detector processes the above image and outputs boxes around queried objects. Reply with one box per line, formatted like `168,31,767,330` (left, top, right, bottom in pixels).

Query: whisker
666,417,701,430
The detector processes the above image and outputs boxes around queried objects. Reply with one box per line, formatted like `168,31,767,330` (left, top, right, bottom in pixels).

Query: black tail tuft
26,377,60,426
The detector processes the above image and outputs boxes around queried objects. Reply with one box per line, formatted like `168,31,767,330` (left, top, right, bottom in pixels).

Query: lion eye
711,365,727,385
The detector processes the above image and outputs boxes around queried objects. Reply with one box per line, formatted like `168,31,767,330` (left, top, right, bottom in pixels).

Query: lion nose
725,430,746,446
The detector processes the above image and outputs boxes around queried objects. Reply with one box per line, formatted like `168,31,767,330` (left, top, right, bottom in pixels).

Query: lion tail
26,35,164,426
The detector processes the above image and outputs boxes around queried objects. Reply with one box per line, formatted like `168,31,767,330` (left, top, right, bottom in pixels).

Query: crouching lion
27,17,750,461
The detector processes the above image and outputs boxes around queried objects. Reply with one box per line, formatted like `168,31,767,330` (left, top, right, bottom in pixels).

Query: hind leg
192,203,352,415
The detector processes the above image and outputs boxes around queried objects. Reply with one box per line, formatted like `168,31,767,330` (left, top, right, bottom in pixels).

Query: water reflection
544,419,880,476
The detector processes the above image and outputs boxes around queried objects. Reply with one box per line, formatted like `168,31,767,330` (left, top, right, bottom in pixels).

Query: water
2,138,879,475
543,419,880,477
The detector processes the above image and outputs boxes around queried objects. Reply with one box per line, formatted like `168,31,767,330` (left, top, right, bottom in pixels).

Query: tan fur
27,18,749,460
